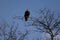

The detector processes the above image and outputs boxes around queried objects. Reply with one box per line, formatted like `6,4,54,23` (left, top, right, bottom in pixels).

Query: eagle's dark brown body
24,10,30,21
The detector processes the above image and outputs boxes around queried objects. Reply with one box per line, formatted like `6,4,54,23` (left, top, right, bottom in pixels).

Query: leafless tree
18,30,29,40
0,20,29,40
29,8,60,40
6,22,18,40
12,8,60,40
0,20,9,40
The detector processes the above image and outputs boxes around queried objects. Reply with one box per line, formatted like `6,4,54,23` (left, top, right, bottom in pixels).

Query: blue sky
0,0,60,20
0,0,60,40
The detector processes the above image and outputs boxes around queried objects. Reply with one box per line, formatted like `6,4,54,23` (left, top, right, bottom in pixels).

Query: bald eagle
24,9,30,21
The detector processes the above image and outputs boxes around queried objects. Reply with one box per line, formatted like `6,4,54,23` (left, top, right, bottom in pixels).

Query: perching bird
24,9,30,21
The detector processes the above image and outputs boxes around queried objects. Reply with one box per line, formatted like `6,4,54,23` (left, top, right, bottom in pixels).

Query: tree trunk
51,34,54,40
